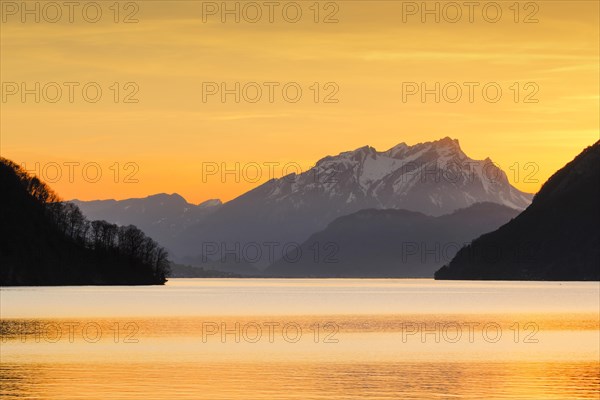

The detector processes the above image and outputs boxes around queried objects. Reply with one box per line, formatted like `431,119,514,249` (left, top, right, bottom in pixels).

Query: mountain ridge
265,201,521,278
435,140,600,281
174,137,532,265
73,138,533,267
72,193,222,255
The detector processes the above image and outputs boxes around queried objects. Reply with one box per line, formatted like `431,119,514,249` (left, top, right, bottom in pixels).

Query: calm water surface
1,279,599,399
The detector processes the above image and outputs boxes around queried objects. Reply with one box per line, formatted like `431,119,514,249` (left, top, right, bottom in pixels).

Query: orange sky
1,1,598,204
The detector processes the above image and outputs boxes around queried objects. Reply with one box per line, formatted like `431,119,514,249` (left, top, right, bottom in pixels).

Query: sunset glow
2,1,598,203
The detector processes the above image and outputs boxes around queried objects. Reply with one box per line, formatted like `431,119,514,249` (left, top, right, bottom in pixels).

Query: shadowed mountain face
72,195,222,254
265,202,521,278
174,137,531,265
436,141,600,281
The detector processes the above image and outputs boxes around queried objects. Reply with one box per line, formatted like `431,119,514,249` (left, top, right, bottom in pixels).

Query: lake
1,279,599,399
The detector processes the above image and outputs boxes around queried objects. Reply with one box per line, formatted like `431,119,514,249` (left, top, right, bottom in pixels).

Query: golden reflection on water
1,361,599,399
1,280,599,398
1,314,599,399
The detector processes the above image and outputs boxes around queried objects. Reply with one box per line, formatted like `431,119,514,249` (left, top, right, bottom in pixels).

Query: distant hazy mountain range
266,202,521,278
72,195,222,254
436,141,600,281
73,137,533,272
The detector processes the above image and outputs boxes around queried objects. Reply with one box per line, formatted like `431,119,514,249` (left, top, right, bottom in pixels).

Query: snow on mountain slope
175,137,532,266
261,136,530,214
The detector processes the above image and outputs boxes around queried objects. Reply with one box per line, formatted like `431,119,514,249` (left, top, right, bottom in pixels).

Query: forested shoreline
0,157,170,286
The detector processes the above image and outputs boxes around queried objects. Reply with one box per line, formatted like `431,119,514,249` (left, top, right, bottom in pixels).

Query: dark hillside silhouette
0,158,170,285
435,141,600,281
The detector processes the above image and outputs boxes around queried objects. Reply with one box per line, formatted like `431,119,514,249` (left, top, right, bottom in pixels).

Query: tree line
1,157,170,285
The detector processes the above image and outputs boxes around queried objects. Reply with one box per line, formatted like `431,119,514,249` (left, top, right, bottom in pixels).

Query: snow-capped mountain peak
170,137,533,265
271,137,532,216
